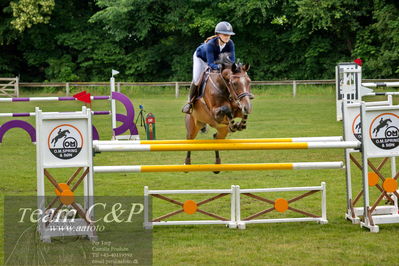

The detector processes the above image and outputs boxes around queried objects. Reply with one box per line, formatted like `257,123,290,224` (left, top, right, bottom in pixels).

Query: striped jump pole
93,162,344,173
93,141,360,152
0,89,139,142
94,136,343,145
0,111,111,117
362,82,399,88
0,96,110,102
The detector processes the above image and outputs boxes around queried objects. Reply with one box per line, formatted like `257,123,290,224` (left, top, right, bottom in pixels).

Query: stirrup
182,103,193,114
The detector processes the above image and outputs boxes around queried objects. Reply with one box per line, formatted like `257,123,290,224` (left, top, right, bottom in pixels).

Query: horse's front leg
212,105,238,133
235,115,248,131
213,105,232,124
185,151,191,165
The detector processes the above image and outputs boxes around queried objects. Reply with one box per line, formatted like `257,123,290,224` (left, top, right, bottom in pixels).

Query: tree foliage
10,0,55,32
0,0,398,81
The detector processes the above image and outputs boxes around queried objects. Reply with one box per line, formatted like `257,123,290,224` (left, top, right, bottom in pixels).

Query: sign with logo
343,102,362,143
36,108,92,168
48,124,83,159
343,100,393,143
368,113,399,149
351,113,362,141
361,104,399,158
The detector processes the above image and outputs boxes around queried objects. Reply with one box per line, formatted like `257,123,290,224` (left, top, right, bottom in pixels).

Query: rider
182,21,236,114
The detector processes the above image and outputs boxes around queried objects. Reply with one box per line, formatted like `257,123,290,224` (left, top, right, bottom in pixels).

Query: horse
51,129,70,146
184,60,253,172
355,121,361,133
373,118,392,137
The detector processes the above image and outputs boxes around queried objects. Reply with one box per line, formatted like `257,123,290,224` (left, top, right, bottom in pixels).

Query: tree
10,0,55,32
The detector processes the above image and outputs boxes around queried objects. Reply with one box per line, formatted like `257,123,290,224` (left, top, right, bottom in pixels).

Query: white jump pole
93,141,360,152
362,82,399,88
94,136,343,145
93,162,344,173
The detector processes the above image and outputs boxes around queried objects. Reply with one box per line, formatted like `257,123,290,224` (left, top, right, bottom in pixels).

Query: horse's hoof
184,159,191,173
237,125,246,131
213,157,221,174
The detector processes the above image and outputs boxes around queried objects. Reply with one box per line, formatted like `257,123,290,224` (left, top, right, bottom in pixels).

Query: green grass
1,86,399,265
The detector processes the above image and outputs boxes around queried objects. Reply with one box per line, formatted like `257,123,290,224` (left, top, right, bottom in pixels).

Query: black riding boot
182,83,198,114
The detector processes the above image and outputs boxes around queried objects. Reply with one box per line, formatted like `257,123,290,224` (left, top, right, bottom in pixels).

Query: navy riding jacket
196,37,235,70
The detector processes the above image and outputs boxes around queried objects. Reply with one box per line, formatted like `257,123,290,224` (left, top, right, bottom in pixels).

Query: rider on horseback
182,21,236,114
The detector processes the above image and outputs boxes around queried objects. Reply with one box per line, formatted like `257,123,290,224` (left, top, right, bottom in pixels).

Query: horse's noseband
237,92,254,100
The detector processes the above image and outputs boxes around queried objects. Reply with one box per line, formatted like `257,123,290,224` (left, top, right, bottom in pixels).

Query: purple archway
0,120,36,143
112,92,139,136
92,125,100,140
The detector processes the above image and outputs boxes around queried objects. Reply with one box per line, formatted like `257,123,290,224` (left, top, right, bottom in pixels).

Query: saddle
194,70,211,100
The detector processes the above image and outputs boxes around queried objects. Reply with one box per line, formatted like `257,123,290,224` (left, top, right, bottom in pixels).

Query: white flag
112,69,120,76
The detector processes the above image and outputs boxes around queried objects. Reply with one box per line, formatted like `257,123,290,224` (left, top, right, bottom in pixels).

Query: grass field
1,85,399,265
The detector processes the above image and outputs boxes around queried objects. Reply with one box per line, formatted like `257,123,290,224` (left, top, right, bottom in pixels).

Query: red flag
73,91,92,103
79,93,92,103
73,91,87,98
354,58,363,66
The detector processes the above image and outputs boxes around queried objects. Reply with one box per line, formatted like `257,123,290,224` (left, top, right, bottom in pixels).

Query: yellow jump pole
93,162,344,173
94,141,360,152
94,136,343,145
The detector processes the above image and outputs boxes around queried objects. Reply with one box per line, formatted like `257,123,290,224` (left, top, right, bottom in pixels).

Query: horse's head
222,63,253,115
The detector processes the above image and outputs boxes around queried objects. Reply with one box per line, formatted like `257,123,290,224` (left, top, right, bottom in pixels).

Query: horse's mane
215,53,234,68
215,53,246,74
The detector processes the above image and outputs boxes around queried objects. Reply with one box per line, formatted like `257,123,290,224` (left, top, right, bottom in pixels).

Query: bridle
210,71,253,106
226,73,254,101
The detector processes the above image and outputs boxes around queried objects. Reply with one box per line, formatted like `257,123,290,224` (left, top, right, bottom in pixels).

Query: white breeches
193,52,208,84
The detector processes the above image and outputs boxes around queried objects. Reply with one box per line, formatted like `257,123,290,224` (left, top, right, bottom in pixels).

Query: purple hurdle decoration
112,91,139,137
0,75,139,143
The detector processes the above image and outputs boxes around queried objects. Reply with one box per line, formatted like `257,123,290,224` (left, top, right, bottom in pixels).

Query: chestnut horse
185,62,253,171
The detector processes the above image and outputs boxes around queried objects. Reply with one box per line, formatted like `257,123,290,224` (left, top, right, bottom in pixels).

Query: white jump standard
358,103,399,232
335,62,399,121
35,107,96,242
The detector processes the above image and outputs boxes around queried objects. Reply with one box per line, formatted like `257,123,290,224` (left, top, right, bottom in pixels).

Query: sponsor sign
48,124,84,159
361,105,399,158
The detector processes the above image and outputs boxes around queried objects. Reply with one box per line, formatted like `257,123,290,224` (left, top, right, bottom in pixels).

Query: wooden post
15,76,19,97
293,80,297,97
117,82,121,92
66,83,70,96
175,82,179,98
